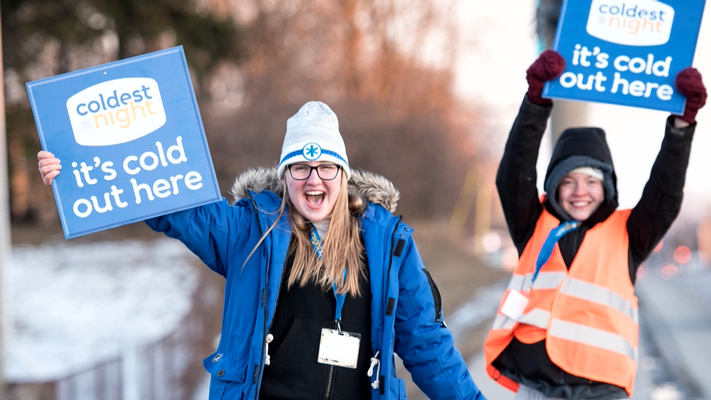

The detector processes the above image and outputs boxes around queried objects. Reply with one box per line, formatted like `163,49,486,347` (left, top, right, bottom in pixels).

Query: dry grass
409,220,507,311
402,220,508,399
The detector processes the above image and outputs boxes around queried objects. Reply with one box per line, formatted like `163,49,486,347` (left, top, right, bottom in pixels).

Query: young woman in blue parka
38,101,487,400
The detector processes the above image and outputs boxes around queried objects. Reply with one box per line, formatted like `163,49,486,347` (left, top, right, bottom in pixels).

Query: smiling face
286,161,343,222
556,172,605,221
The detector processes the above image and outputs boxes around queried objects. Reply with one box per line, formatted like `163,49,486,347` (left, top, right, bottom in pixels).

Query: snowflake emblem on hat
302,143,322,160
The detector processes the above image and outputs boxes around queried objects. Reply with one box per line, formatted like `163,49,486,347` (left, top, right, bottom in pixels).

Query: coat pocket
204,352,248,400
208,378,242,400
387,377,408,399
423,269,444,325
203,351,248,383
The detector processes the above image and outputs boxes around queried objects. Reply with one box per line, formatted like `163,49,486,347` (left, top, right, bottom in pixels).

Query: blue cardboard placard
27,46,221,239
543,0,705,113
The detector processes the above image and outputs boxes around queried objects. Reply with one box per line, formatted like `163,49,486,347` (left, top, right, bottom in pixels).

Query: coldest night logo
66,78,167,146
587,0,675,46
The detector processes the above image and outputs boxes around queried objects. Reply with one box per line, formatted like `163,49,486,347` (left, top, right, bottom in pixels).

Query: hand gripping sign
543,0,705,113
27,46,221,239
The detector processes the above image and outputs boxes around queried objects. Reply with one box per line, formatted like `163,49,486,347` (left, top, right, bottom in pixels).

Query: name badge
318,328,361,369
500,289,529,322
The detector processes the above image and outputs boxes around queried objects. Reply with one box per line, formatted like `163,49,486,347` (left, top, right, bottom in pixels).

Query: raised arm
627,67,706,280
496,50,565,254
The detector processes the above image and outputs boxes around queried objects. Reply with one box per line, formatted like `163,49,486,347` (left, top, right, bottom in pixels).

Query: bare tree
2,0,241,224
201,0,482,219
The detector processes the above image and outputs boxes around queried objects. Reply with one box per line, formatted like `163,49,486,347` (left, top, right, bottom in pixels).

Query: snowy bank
5,238,199,382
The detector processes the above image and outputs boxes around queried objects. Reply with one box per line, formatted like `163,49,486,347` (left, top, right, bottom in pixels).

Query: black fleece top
493,96,696,399
260,247,373,400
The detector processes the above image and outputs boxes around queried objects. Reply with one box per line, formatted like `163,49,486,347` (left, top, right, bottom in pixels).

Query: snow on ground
5,238,199,383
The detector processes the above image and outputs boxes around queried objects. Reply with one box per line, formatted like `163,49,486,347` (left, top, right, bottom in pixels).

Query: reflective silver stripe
519,309,550,329
491,309,550,331
549,319,638,361
531,272,567,290
508,271,566,292
560,278,639,323
491,314,516,330
507,274,527,292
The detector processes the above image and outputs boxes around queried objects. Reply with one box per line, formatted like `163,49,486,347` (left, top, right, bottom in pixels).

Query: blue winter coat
146,169,485,400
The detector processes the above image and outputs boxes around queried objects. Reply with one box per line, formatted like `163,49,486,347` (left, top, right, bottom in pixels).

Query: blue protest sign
27,46,221,239
542,0,705,113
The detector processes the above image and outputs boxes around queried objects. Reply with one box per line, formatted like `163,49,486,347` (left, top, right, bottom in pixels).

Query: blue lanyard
532,221,581,285
309,224,347,331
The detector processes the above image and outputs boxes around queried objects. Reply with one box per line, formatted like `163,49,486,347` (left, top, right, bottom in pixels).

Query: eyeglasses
287,164,341,181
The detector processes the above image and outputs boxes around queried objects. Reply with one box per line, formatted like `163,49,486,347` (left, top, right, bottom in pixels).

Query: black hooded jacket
542,127,618,221
492,96,696,399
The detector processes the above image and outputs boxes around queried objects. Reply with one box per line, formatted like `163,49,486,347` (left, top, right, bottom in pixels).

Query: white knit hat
277,101,351,180
569,166,604,181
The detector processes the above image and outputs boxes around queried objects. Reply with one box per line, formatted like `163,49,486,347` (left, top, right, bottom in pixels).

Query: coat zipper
252,195,290,400
323,315,342,399
255,265,269,400
258,254,287,383
324,365,335,399
379,216,403,395
384,216,403,308
252,195,275,400
424,269,444,324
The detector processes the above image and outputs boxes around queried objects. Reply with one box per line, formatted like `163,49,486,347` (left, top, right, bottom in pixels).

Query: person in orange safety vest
483,50,707,400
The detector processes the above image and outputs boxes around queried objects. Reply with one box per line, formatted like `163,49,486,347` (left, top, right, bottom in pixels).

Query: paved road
635,268,711,400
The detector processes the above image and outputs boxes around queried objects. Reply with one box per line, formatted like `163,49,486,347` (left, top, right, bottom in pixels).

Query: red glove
676,67,707,124
526,50,566,106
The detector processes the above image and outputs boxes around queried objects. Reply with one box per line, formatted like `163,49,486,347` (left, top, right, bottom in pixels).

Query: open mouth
305,191,325,208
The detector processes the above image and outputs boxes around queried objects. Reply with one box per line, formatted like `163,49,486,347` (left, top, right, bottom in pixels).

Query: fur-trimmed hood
229,167,400,213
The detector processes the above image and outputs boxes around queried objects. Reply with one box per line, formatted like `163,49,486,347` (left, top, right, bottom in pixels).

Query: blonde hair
286,173,368,296
242,172,368,296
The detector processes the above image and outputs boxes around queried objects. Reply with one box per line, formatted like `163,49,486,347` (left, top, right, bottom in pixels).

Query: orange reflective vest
483,208,638,397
